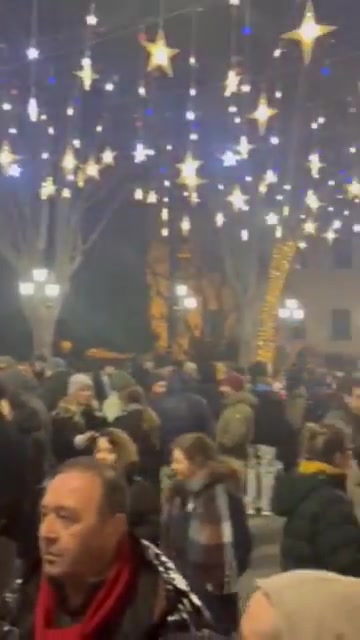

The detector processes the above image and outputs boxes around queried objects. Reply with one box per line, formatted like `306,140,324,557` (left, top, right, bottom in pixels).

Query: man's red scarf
34,538,138,640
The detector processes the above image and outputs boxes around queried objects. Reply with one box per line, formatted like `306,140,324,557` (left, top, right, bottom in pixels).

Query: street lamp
175,283,188,297
183,295,198,310
278,298,305,321
19,269,61,302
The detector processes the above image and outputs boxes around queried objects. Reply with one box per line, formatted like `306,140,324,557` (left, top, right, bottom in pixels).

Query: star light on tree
84,157,101,180
236,135,254,159
177,152,204,193
74,56,99,91
303,219,317,235
141,30,179,77
281,1,336,65
308,152,325,179
61,146,78,176
227,186,249,211
0,141,19,174
224,69,241,97
345,179,360,200
101,147,116,167
39,177,56,200
324,227,337,244
249,93,278,135
305,189,322,212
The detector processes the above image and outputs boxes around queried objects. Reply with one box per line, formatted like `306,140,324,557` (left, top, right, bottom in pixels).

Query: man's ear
240,590,281,639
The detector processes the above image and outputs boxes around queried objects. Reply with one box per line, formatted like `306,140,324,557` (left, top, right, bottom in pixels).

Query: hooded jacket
272,461,360,576
216,391,257,459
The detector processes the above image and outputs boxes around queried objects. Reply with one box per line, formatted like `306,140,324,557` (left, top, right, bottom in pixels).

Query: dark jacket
252,382,297,470
272,461,360,576
112,405,161,486
162,465,252,596
51,399,105,465
152,377,213,464
14,540,207,640
127,470,160,544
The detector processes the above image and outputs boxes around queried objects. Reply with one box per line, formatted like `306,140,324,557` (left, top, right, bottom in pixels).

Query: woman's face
94,437,118,467
73,385,94,407
171,448,195,480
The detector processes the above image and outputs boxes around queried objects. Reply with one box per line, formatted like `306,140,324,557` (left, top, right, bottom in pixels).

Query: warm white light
19,282,35,296
8,128,17,135
240,83,251,93
278,308,291,319
73,139,81,149
105,82,114,92
241,229,249,241
28,96,39,122
133,142,154,163
67,106,75,116
48,127,55,135
222,151,239,167
86,12,98,26
2,102,12,111
161,227,169,237
349,147,357,154
180,216,191,235
161,208,169,221
285,298,299,310
189,133,198,141
215,212,225,227
45,284,61,299
293,309,305,321
134,188,144,201
33,268,49,283
138,85,146,97
189,87,197,97
41,152,50,160
176,284,188,297
266,212,279,226
273,48,282,58
183,296,198,310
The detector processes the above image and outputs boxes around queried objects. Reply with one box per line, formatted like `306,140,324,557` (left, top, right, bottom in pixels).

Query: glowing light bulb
2,102,12,111
215,212,225,227
26,45,40,60
105,82,114,92
27,96,39,122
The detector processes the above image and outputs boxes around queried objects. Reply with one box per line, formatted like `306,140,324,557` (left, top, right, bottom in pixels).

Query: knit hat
68,373,93,396
109,370,136,394
220,372,244,393
258,570,360,640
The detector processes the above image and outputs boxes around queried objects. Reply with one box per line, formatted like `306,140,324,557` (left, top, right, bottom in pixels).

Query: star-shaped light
146,190,158,204
101,147,116,166
141,30,179,77
249,93,278,135
266,212,279,226
132,142,154,164
134,188,144,201
236,135,254,159
177,152,204,192
305,189,322,212
303,219,317,235
324,227,337,244
61,188,72,199
61,146,77,175
224,69,241,97
0,141,19,174
40,177,56,200
259,169,278,194
281,1,336,65
345,179,360,200
308,152,325,179
74,56,99,91
85,157,100,179
221,150,239,167
227,186,249,212
76,168,86,189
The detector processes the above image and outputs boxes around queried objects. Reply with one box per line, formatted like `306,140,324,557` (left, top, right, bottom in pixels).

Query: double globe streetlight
174,283,198,310
278,298,305,321
19,268,61,301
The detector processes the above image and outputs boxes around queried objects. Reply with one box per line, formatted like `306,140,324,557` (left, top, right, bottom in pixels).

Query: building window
332,238,352,269
331,309,351,341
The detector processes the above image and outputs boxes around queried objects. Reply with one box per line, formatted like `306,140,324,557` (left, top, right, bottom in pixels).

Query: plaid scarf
162,477,239,595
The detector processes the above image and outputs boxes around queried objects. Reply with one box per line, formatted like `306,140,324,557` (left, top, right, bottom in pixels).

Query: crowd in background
0,353,359,637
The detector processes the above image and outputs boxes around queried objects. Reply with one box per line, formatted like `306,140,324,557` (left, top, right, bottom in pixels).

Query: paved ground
240,515,282,604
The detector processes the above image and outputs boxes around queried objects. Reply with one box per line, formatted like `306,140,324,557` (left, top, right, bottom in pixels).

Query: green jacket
216,392,257,459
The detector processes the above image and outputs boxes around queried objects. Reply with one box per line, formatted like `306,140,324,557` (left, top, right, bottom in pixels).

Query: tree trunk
21,297,62,357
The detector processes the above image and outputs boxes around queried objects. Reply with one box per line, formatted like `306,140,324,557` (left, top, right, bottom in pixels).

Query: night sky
0,0,359,358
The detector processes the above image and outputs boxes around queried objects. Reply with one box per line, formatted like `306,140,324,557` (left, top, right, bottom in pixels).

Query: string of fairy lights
0,0,359,248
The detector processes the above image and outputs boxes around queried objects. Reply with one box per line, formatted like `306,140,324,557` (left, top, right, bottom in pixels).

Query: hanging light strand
27,0,40,122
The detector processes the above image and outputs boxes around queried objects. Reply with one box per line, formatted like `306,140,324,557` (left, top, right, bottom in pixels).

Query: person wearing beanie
240,570,360,640
51,373,105,464
216,373,257,475
102,370,137,422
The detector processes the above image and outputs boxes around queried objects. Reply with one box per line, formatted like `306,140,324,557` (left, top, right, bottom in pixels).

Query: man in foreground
240,570,360,639
15,457,205,639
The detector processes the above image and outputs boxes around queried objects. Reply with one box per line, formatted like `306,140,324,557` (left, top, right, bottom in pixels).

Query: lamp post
278,298,305,322
19,268,62,356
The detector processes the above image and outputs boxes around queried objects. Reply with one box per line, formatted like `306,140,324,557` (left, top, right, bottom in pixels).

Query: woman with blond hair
273,422,360,576
161,433,252,636
94,428,160,543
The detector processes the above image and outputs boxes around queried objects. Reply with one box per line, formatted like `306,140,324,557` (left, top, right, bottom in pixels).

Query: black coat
127,472,160,545
272,467,360,576
51,406,105,465
252,386,298,470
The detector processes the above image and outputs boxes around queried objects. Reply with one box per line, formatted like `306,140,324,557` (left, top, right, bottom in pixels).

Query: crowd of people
0,353,360,638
